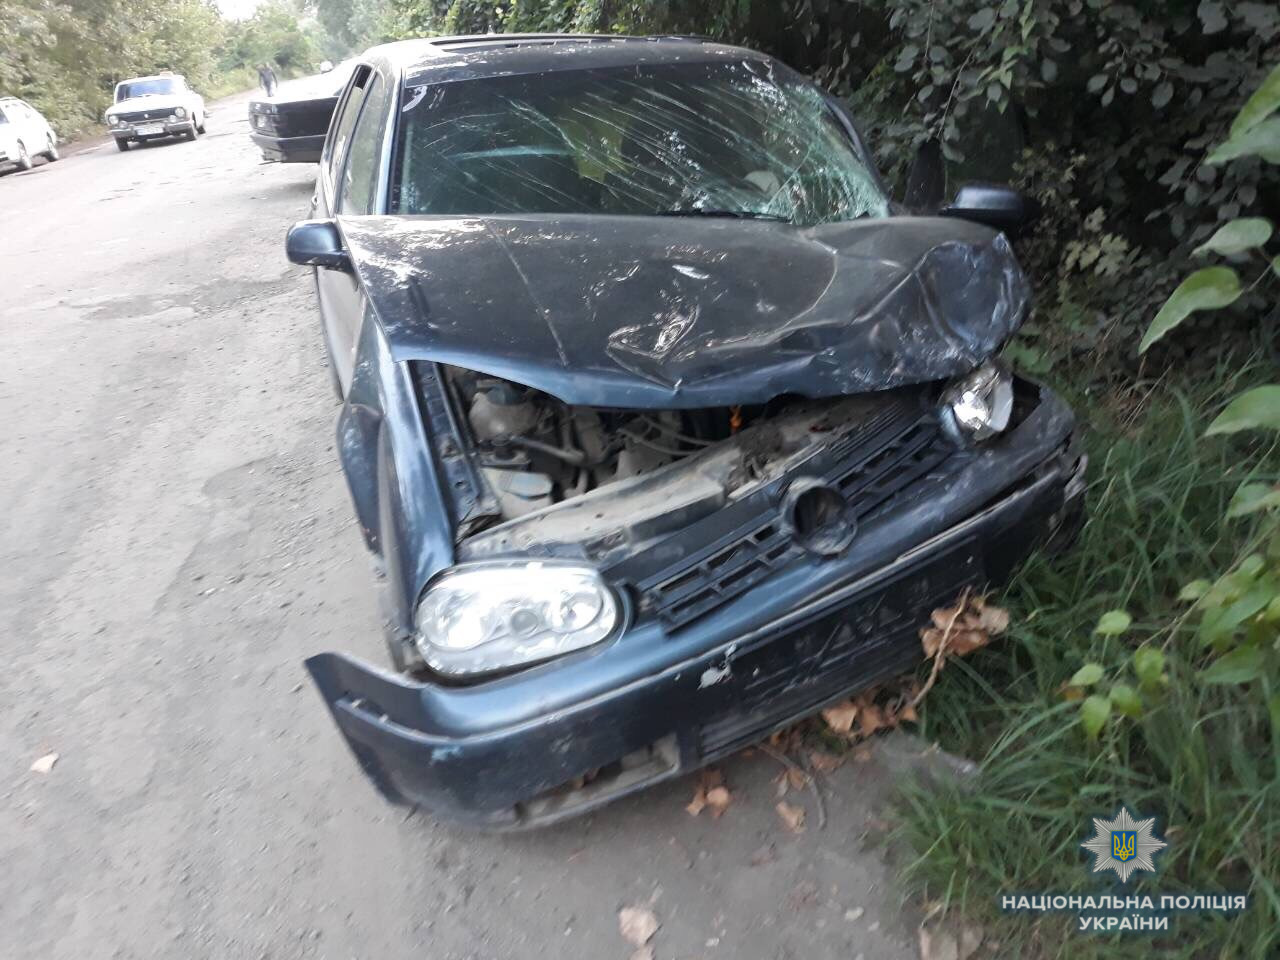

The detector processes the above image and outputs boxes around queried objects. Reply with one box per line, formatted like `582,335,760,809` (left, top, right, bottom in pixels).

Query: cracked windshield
392,61,889,225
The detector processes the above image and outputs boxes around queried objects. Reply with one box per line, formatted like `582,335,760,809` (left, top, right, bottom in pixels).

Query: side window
0,106,9,124
337,75,389,215
323,66,372,187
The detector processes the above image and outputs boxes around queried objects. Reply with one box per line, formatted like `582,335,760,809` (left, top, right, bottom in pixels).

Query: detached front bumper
308,384,1085,828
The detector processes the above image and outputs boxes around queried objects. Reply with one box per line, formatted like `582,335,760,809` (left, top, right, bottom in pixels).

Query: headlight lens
174,106,187,118
108,115,121,126
941,360,1014,441
415,562,620,676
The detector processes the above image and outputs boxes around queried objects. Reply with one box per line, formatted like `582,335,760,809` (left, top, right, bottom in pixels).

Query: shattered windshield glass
392,60,888,226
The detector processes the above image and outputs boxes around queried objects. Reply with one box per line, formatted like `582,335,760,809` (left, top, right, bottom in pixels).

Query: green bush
895,363,1279,958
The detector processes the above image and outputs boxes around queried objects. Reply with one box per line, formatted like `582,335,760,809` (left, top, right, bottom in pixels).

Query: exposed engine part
445,366,824,530
481,467,555,518
468,379,540,442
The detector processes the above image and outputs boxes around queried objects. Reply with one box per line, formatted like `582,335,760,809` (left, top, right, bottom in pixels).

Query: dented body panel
339,214,1028,407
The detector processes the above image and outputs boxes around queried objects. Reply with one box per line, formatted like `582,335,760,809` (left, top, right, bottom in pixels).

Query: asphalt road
1,89,923,960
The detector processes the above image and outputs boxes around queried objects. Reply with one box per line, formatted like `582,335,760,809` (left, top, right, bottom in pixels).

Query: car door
16,102,35,147
0,104,13,157
314,64,388,392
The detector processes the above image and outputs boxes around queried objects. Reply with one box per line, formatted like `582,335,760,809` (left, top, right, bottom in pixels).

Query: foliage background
0,0,326,136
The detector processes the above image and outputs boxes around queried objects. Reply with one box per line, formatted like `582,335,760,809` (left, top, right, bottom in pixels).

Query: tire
44,135,59,162
15,141,32,171
184,126,197,141
196,114,206,134
115,138,130,152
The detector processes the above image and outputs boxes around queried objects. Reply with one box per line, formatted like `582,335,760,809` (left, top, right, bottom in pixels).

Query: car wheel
44,135,59,161
115,138,130,152
15,141,32,171
196,114,206,134
184,126,197,141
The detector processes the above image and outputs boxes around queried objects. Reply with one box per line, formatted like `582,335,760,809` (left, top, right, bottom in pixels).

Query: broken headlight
940,360,1013,442
415,562,619,676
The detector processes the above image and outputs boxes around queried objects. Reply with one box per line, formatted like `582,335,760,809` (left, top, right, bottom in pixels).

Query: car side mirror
286,219,351,271
938,183,1040,236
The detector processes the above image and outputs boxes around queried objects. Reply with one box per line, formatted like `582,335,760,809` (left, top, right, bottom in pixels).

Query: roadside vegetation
316,1,1280,953
0,0,335,138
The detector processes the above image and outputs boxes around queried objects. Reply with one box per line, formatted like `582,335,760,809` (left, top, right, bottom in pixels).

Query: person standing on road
257,63,278,98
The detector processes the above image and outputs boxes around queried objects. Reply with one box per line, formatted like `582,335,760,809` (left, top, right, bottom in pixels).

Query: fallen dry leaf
808,750,842,774
949,629,990,656
619,906,659,947
919,925,960,960
785,766,809,791
686,768,728,817
30,753,58,775
913,591,1012,717
958,924,984,960
978,602,1010,636
705,785,732,817
852,745,873,763
776,801,806,833
857,702,885,737
749,843,777,866
821,699,859,734
921,627,946,658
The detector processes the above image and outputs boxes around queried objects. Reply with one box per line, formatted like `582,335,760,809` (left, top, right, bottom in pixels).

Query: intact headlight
108,115,121,126
174,106,187,118
941,360,1013,441
415,562,620,676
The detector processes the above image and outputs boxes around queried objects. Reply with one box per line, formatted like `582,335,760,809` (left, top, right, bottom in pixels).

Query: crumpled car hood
338,214,1028,408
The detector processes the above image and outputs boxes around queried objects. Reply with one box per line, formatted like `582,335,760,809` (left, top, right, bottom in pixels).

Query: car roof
116,74,185,84
362,34,781,88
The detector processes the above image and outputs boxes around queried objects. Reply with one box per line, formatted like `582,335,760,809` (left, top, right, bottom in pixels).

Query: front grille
631,404,952,630
697,542,977,758
115,108,174,122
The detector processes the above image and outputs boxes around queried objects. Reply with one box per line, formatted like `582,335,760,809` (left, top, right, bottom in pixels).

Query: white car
105,73,206,151
0,96,59,171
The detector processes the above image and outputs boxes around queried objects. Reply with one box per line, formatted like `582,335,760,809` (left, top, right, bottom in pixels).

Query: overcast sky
216,0,260,20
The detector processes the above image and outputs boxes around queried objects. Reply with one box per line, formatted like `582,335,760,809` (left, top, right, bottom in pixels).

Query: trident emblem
1111,831,1137,862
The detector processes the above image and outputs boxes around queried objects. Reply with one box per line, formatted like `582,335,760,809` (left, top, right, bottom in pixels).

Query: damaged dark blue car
286,34,1086,828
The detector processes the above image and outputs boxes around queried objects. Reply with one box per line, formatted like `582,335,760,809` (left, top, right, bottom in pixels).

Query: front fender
337,308,457,634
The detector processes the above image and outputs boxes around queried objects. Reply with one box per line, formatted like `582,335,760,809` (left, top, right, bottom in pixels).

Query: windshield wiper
657,208,790,221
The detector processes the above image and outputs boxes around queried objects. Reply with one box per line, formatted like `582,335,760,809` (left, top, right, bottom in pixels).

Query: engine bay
433,365,924,565
446,367,800,519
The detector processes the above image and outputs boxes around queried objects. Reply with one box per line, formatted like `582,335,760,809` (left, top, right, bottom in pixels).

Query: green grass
896,359,1280,959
